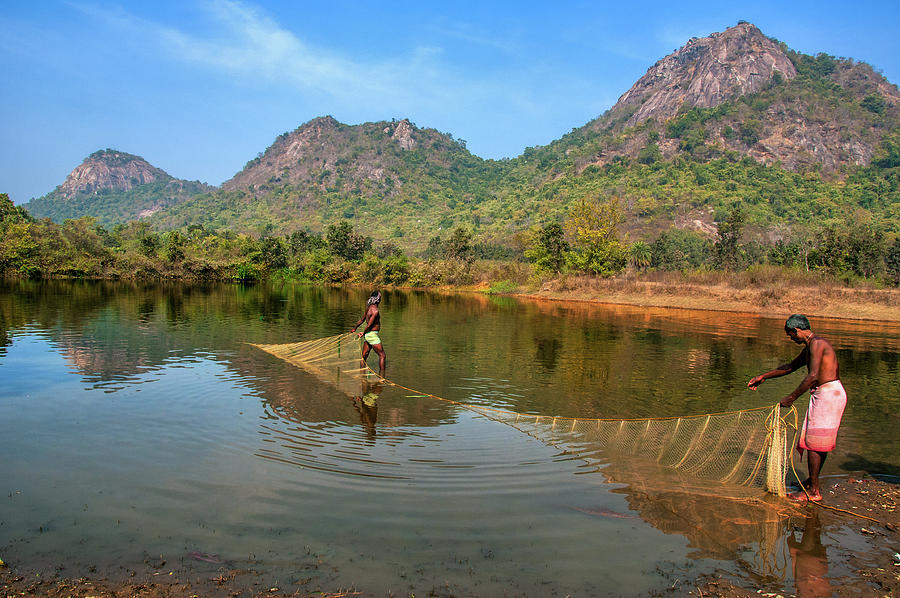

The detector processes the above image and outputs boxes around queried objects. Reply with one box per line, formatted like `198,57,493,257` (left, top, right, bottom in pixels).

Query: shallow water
1,281,898,595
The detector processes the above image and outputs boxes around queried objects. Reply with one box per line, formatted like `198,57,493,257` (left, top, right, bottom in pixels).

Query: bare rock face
58,150,170,199
221,116,441,195
389,119,417,151
614,23,797,127
222,115,343,191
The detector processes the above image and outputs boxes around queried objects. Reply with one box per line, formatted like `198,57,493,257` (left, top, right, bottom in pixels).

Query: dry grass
517,267,900,322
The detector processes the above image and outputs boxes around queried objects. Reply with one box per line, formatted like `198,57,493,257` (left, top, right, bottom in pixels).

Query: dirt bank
516,275,900,323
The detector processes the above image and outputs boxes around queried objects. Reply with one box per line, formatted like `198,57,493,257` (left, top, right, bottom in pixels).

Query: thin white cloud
72,0,478,114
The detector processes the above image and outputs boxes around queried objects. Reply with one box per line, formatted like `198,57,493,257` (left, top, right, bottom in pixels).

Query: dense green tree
651,229,712,271
629,241,652,270
565,198,626,276
258,237,287,270
140,234,159,258
886,238,900,285
0,193,32,226
326,221,371,261
524,222,569,273
714,207,746,271
165,231,186,263
445,226,474,262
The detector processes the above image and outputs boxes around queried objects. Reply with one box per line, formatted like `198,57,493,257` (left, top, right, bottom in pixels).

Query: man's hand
357,332,364,338
779,396,795,408
747,375,765,390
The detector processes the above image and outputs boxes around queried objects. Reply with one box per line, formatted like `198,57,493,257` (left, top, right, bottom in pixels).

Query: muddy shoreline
3,476,897,597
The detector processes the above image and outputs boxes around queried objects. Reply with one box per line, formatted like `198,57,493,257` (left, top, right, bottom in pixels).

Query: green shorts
364,331,382,346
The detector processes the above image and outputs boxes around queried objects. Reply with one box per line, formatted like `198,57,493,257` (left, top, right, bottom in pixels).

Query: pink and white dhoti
798,380,847,454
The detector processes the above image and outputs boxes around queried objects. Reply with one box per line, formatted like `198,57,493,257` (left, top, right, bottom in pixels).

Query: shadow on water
839,453,900,478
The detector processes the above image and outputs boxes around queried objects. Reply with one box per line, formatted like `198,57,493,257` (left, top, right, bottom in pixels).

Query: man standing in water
351,290,386,376
748,314,846,502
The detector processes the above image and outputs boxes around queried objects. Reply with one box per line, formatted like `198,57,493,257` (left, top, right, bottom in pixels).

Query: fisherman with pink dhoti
748,314,846,502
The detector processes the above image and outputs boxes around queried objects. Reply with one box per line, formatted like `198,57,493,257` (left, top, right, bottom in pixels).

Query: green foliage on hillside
25,179,211,226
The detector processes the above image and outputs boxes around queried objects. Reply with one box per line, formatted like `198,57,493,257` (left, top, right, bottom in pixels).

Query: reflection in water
353,378,383,443
788,510,833,597
2,280,898,596
601,461,791,582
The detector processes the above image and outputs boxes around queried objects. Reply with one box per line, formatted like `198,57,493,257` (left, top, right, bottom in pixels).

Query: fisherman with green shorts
351,290,386,376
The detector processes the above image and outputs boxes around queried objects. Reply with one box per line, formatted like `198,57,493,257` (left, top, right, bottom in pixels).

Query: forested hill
149,116,493,242
24,150,211,226
21,22,900,251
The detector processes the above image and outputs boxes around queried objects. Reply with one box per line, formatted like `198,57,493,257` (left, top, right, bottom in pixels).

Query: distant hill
24,150,211,225
559,22,900,172
150,116,494,244
22,23,900,250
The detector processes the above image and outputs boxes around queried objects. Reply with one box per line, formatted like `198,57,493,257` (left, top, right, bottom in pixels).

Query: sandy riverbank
495,275,900,323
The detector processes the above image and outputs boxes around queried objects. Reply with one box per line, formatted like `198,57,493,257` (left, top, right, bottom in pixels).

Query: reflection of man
748,314,847,502
353,379,383,443
787,510,832,597
351,291,386,376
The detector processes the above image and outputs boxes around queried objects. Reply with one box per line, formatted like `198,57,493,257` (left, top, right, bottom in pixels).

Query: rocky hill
565,22,900,173
24,150,211,225
149,116,490,242
223,116,427,192
55,150,169,199
614,23,798,127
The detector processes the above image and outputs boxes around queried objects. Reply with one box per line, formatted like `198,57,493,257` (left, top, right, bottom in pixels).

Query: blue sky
2,1,899,204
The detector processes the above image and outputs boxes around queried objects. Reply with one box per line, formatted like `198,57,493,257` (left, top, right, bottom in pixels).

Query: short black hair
784,314,810,332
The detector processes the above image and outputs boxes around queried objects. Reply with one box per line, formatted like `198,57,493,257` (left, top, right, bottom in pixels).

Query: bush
487,279,518,294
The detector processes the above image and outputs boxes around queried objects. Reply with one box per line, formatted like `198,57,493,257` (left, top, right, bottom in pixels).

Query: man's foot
787,490,822,503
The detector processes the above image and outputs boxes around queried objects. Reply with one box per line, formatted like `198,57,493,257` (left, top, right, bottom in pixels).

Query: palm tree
629,241,652,270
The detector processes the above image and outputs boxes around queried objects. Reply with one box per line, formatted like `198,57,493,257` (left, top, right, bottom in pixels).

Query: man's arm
354,306,376,337
780,340,824,407
351,307,368,332
747,349,807,389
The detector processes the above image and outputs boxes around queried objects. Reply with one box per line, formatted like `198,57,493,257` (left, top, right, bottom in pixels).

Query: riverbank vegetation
0,189,900,292
2,192,899,318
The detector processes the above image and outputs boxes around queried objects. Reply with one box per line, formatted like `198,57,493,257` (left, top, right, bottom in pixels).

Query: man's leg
806,450,828,499
790,450,827,501
372,343,386,376
361,342,371,369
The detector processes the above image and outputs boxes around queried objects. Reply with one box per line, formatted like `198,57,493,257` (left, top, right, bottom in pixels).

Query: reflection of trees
534,337,561,371
3,280,899,468
0,280,375,386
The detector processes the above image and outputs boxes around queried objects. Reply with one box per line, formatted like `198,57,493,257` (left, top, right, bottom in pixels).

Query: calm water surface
1,281,899,596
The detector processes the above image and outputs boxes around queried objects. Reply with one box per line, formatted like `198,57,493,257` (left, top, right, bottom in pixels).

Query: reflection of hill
0,280,367,386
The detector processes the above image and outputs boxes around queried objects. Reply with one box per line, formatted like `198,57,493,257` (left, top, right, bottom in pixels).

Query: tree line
1,193,898,288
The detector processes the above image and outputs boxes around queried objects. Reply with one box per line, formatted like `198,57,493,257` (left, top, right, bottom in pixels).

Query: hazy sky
3,1,899,204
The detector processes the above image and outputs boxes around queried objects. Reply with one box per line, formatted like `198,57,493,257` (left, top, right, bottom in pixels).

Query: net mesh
251,332,796,497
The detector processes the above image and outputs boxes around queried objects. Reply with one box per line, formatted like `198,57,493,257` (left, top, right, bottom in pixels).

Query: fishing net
251,332,796,497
